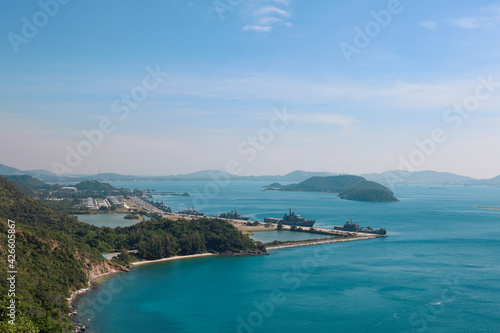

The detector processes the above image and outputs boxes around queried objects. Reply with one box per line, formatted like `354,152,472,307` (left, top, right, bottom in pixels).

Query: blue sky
1,0,499,178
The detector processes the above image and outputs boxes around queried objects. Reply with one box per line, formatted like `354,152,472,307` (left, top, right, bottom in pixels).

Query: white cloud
419,21,437,30
449,17,490,29
243,25,272,32
242,0,292,33
255,6,291,17
448,7,500,29
260,16,283,25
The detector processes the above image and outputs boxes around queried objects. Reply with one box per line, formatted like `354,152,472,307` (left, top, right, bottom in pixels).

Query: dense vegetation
265,175,399,202
282,175,366,192
0,176,258,332
338,185,398,202
0,177,103,332
4,175,59,199
74,180,115,192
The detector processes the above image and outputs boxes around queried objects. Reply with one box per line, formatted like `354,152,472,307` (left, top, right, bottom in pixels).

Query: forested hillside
0,176,258,332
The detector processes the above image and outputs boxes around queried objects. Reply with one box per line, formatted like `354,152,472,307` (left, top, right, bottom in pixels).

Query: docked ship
142,198,172,213
172,192,190,196
176,207,204,216
264,209,316,227
334,219,386,235
216,208,249,221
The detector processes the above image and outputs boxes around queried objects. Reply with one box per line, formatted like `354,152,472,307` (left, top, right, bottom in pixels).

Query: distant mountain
2,162,498,187
0,163,24,175
362,170,476,185
0,163,60,181
24,169,56,177
476,174,500,186
25,170,61,182
94,170,337,182
168,170,231,180
265,175,399,202
276,170,338,181
88,173,138,181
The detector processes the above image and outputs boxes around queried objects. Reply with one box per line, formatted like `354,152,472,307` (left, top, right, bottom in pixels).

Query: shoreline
68,253,215,331
476,206,500,210
69,254,215,304
131,253,215,266
67,269,124,306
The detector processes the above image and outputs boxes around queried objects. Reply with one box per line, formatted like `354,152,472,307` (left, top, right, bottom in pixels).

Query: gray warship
176,207,204,216
264,209,316,227
334,219,386,235
216,208,249,221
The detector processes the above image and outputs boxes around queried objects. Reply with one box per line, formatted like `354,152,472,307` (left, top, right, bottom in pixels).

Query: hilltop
74,180,116,191
265,175,399,202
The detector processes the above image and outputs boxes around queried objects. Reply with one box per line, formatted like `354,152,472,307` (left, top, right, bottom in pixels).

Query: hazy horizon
2,160,497,180
1,1,500,179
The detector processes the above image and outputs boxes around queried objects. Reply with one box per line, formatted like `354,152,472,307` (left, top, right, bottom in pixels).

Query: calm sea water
75,214,142,228
75,181,500,332
249,231,333,243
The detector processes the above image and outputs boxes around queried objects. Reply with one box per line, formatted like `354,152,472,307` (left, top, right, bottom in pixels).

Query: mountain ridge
1,163,498,185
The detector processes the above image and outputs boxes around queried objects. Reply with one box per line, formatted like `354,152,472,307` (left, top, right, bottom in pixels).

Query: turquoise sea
75,181,500,332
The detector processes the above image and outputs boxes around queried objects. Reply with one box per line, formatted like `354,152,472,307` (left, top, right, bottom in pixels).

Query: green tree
120,247,131,265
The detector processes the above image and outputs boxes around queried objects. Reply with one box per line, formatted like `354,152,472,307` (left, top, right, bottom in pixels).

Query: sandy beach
131,253,215,266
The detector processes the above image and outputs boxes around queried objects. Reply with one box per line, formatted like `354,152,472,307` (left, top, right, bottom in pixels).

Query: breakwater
266,235,382,250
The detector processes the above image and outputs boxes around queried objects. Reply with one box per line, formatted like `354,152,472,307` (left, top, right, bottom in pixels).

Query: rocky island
264,175,399,202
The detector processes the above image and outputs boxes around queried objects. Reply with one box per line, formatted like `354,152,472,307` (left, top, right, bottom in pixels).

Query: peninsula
0,176,262,331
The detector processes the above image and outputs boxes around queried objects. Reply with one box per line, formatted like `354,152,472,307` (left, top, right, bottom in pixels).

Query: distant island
264,175,399,202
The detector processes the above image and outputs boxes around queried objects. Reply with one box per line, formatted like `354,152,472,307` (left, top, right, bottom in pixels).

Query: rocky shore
69,262,130,332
